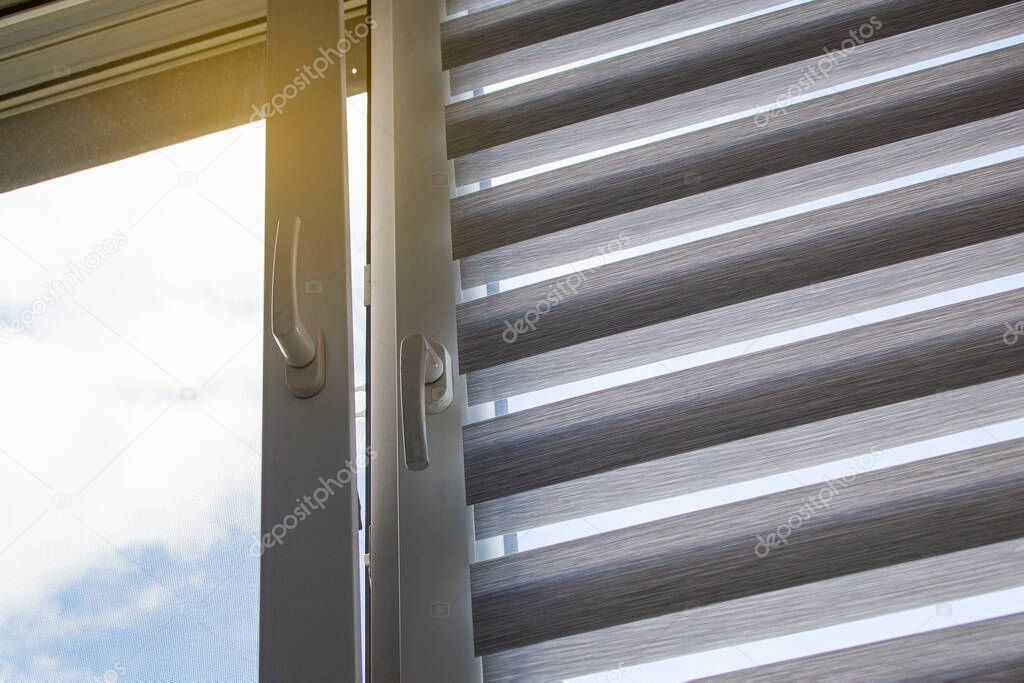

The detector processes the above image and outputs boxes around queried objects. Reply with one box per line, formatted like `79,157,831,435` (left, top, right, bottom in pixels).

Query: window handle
399,334,454,470
272,216,325,398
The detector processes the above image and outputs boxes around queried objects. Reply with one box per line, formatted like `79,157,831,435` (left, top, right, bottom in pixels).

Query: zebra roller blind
439,0,1024,680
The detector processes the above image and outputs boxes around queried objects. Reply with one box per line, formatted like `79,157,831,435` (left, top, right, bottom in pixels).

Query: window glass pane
0,124,264,681
346,91,370,682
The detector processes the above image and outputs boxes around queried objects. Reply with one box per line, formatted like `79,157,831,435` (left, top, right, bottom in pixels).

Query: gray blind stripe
482,539,1024,681
467,232,1024,407
450,45,1024,260
459,110,1024,289
440,0,681,71
451,2,1024,186
463,288,1024,503
444,0,1013,159
457,158,1024,374
696,611,1024,682
471,438,1024,653
474,370,1024,537
447,0,783,97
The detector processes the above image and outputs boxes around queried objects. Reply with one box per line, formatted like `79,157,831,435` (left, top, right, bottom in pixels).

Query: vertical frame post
370,0,481,680
261,0,361,680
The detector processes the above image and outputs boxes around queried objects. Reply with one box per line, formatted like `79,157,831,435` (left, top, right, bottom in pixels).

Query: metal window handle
399,334,454,470
272,216,326,398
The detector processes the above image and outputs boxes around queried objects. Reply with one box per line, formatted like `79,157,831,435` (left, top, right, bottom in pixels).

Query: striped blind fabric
440,0,1024,680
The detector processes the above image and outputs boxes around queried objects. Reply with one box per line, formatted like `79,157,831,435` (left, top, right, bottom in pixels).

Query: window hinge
363,263,371,307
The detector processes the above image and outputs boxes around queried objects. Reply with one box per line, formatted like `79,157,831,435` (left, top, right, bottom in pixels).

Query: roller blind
439,0,1024,679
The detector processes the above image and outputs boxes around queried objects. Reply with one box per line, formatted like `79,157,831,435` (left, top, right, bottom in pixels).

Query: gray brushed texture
697,611,1024,682
452,2,1024,185
457,158,1024,373
447,0,780,96
459,110,1024,288
471,438,1024,653
474,372,1024,539
441,0,681,71
450,45,1024,260
464,288,1024,503
445,0,1014,159
482,539,1024,681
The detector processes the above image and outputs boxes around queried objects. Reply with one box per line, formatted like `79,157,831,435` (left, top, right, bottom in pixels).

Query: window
0,124,264,681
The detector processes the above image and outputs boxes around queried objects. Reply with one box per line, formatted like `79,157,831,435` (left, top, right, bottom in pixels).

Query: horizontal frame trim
0,41,266,193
